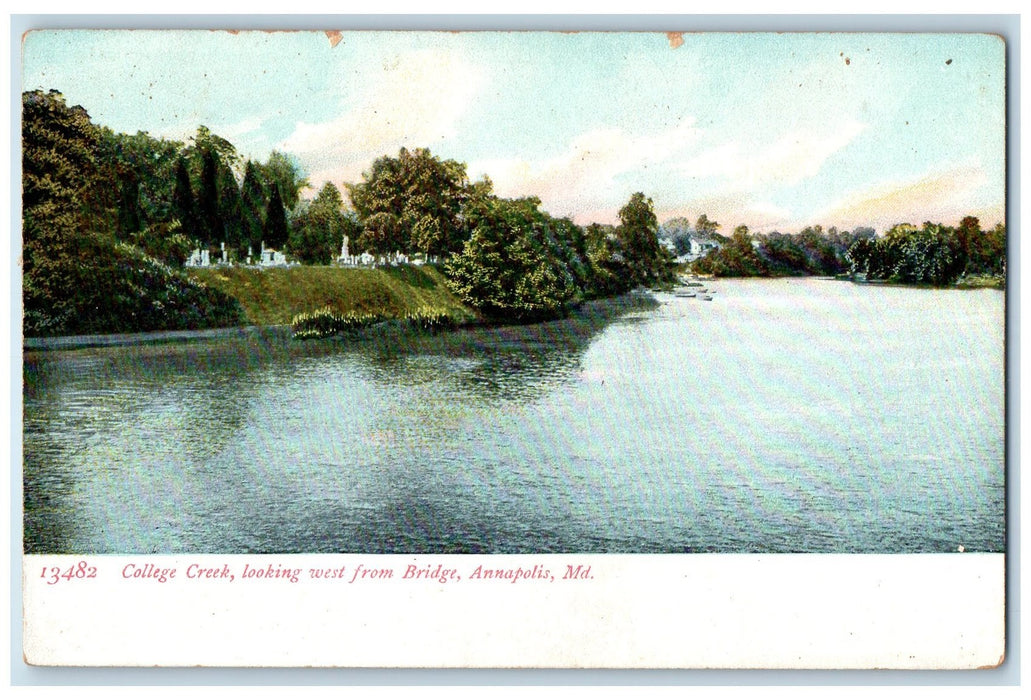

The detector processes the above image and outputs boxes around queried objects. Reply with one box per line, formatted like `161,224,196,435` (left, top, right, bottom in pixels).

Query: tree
615,192,672,286
260,151,308,212
288,182,350,264
22,89,103,333
445,197,582,321
348,147,472,258
240,160,267,254
171,156,200,241
357,211,405,256
196,146,222,246
693,224,767,276
217,161,244,256
21,90,243,335
695,213,721,237
95,128,184,237
263,183,289,250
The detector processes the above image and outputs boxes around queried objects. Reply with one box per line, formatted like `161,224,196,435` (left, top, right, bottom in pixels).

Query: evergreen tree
218,163,244,256
197,147,222,246
263,183,289,250
240,160,266,255
171,156,199,241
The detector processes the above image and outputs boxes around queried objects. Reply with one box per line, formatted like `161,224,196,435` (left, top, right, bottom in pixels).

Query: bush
24,229,244,336
291,307,386,340
403,307,460,333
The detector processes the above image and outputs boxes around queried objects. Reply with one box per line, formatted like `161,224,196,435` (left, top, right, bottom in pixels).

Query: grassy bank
955,274,1006,290
188,265,477,326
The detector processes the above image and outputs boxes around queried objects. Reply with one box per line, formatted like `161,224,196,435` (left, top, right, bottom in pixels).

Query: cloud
655,194,795,233
815,164,1003,232
678,121,866,189
468,119,701,222
278,49,485,188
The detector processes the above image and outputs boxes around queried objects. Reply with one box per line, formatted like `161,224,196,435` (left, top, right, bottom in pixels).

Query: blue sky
22,29,1006,233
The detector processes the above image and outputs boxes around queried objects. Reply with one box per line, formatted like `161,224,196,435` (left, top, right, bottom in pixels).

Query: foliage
21,90,244,336
445,196,582,322
263,183,289,250
846,219,1004,286
26,229,243,336
403,307,462,333
847,221,971,285
259,151,308,212
128,220,193,268
292,307,386,339
288,182,355,265
240,160,266,254
347,147,474,258
171,157,200,240
695,214,721,237
693,225,768,277
614,192,674,287
291,304,463,340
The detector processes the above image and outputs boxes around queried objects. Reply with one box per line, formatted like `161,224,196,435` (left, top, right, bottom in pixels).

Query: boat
673,291,696,298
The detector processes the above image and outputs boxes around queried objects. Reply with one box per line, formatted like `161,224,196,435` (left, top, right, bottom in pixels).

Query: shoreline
22,291,658,353
23,324,294,352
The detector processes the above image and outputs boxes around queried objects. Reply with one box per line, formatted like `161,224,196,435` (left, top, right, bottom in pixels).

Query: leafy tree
358,211,405,256
348,147,472,258
22,89,103,333
695,213,721,237
445,197,582,321
660,216,695,256
583,223,627,296
694,225,767,276
260,151,308,212
615,192,673,286
288,182,350,264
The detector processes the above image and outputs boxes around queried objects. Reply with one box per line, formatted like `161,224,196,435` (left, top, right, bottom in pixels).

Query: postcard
19,27,1007,669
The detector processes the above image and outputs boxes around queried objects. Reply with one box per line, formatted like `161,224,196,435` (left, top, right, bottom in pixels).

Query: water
22,279,1006,554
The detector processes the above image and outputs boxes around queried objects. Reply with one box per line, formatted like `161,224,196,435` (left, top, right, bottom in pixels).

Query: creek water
23,278,1005,553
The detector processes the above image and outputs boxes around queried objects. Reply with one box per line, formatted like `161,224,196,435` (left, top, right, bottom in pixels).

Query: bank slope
187,265,476,327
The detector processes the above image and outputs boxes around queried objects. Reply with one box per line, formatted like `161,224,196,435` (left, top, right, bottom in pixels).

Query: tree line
683,215,1004,285
24,88,1005,336
22,90,243,335
22,89,675,333
845,218,1005,285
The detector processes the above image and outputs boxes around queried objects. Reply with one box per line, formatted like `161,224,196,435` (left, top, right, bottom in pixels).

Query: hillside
187,264,476,326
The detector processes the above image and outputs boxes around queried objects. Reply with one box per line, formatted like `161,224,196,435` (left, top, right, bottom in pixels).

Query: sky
21,29,1006,233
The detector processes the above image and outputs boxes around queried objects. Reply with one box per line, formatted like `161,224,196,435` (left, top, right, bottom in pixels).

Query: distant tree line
686,215,1005,286
846,218,1005,285
687,222,877,278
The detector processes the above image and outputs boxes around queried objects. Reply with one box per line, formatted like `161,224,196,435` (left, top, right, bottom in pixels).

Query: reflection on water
23,281,1004,554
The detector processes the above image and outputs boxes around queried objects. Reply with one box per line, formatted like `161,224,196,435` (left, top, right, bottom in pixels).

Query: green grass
188,265,477,327
955,274,1006,290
